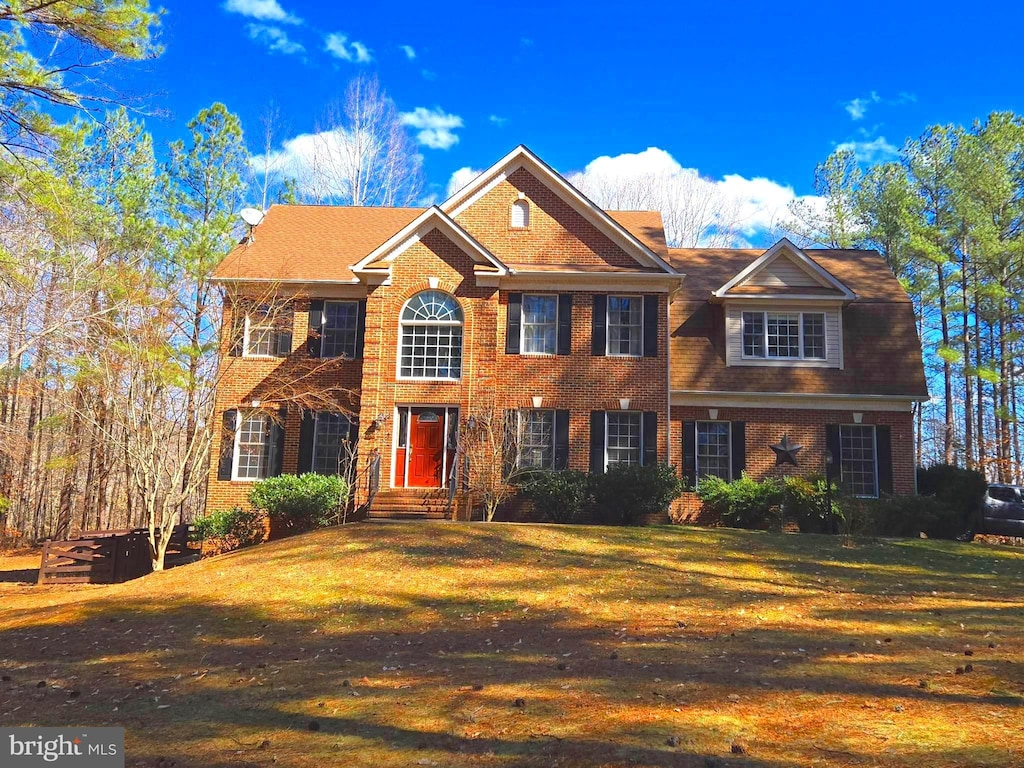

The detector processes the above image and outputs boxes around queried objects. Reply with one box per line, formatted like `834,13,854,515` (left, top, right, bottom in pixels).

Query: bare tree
303,75,423,206
566,165,746,247
460,407,532,522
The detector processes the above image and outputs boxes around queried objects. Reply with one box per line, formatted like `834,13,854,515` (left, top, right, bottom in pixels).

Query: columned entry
394,406,458,488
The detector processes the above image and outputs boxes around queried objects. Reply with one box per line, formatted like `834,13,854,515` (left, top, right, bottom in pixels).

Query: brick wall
668,406,916,522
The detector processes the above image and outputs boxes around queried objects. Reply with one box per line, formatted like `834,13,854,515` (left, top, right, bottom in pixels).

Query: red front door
408,409,445,487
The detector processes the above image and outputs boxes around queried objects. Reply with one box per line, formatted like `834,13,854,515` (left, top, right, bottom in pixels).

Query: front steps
367,488,452,520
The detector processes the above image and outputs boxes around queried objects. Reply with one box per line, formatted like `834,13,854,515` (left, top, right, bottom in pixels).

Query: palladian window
399,290,463,380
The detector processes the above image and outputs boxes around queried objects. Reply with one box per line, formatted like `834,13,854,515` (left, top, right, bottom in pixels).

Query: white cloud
251,128,360,199
400,44,416,60
844,91,880,120
247,24,304,55
561,147,825,247
225,0,300,24
421,69,437,81
399,107,463,150
835,136,900,163
489,115,507,126
324,32,373,62
446,167,482,198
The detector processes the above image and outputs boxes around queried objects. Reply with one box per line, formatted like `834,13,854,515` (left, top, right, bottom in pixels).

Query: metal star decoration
770,434,803,466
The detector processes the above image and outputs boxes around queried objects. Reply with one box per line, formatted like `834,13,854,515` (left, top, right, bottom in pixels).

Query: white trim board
670,391,921,412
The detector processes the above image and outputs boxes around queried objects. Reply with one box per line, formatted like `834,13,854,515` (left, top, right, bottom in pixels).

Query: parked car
960,484,1024,540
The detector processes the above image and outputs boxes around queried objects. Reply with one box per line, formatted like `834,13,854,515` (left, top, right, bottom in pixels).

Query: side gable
714,238,855,300
443,145,678,275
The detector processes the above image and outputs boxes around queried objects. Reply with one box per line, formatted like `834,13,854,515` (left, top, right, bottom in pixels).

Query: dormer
712,238,855,369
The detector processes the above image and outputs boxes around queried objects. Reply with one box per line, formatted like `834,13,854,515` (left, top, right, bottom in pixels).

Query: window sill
606,353,644,359
396,376,462,383
241,354,279,360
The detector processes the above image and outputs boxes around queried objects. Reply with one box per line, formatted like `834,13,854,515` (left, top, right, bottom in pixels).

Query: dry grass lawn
1,523,1023,767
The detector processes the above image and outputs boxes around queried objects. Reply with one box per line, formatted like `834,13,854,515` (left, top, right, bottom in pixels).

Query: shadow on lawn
1,523,1022,767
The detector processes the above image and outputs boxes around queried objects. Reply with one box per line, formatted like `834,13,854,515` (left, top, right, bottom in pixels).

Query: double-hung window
313,412,353,476
234,413,274,480
521,295,557,355
839,425,877,497
606,411,642,467
321,301,359,358
742,311,826,360
399,291,464,380
696,421,731,481
607,296,643,356
244,305,275,357
518,409,554,470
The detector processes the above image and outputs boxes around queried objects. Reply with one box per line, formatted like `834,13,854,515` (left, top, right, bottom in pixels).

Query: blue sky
120,0,1023,234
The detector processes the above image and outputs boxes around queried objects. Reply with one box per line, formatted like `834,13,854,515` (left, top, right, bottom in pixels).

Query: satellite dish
240,207,265,227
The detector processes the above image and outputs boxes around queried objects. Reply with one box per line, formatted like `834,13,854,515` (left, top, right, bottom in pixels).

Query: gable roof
713,238,855,300
442,145,679,275
212,203,672,284
352,206,508,277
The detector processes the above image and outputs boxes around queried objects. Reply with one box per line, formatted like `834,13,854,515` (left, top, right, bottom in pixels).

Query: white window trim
320,300,360,359
396,294,464,382
695,420,732,482
242,312,277,359
839,423,879,498
606,295,644,358
231,411,272,482
517,409,556,470
604,410,644,470
520,294,558,357
741,310,827,362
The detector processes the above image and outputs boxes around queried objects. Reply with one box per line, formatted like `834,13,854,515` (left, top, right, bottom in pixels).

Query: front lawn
1,524,1022,767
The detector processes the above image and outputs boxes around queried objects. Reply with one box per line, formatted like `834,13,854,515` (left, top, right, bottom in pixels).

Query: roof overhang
486,269,684,292
712,238,856,302
352,206,508,283
671,390,927,411
442,144,679,275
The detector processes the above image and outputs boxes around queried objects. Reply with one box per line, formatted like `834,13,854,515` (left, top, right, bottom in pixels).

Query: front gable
444,145,678,275
714,238,855,300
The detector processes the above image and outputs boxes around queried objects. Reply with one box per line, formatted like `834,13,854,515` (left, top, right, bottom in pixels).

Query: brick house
207,145,928,522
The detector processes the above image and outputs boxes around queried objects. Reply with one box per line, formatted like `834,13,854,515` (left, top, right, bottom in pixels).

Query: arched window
399,290,464,379
511,199,530,228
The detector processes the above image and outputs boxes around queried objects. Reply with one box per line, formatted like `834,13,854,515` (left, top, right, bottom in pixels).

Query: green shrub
590,463,684,526
520,470,590,524
836,494,961,540
697,474,783,529
782,476,841,534
917,464,987,527
191,507,265,548
249,473,349,534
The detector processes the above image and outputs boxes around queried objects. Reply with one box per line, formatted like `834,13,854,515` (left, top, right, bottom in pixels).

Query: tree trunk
936,263,954,464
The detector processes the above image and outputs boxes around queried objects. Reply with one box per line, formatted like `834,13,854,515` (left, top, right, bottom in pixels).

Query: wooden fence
38,525,197,585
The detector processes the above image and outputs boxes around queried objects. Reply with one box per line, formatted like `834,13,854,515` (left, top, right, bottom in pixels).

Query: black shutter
643,295,658,357
502,409,517,478
731,421,746,480
825,424,841,484
642,411,658,466
591,295,607,356
217,409,237,480
307,300,324,357
682,421,696,488
554,409,570,470
506,293,522,354
557,294,572,355
270,405,287,476
354,299,367,359
297,412,316,474
590,411,606,474
876,425,893,495
275,304,293,357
